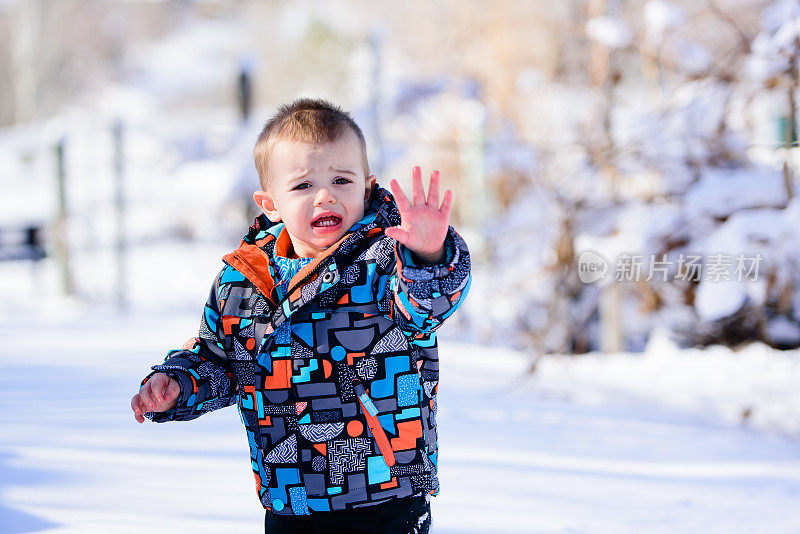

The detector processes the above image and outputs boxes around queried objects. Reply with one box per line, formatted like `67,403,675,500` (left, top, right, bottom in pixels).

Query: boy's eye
333,177,352,185
292,182,311,191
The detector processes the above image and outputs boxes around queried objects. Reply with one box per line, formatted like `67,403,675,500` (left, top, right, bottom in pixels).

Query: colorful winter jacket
141,185,471,515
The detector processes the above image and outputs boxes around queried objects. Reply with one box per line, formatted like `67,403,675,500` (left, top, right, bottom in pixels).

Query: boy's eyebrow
289,169,311,181
330,166,357,175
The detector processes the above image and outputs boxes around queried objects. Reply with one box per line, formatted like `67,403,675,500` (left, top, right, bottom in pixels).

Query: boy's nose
313,188,336,206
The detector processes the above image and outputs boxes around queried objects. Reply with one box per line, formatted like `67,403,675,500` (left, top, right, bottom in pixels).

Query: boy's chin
311,222,345,236
316,232,347,248
302,232,347,253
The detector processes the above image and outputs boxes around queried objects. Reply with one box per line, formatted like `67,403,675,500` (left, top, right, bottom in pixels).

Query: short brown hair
253,98,370,189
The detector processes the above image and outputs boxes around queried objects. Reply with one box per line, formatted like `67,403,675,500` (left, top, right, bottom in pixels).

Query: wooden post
783,41,798,201
54,139,74,296
459,107,489,229
586,0,609,88
113,120,127,311
600,282,623,353
368,29,384,177
237,64,252,122
11,0,39,123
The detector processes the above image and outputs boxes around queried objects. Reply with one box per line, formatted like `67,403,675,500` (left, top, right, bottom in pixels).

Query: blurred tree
0,0,179,126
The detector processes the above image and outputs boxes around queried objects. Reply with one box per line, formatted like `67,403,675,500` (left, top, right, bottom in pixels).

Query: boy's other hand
131,373,180,423
386,166,452,264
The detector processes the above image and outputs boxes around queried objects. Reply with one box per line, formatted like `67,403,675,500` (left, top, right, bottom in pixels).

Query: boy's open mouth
311,214,342,228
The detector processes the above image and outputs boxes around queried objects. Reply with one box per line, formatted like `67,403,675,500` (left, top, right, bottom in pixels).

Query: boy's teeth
314,216,340,227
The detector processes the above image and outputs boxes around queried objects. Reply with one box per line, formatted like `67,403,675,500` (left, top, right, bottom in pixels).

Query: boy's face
254,131,376,259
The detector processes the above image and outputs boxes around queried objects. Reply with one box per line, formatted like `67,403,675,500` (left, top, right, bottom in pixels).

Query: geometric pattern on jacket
141,185,471,515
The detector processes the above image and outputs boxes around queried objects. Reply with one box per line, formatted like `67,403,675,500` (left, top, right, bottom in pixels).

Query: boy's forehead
270,134,364,173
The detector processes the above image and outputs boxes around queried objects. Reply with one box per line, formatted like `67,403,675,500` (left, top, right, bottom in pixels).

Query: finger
150,380,165,405
139,384,156,410
427,170,440,207
131,396,145,423
389,179,411,212
411,166,425,206
385,226,410,245
156,375,173,404
164,377,180,402
131,395,143,415
440,190,453,220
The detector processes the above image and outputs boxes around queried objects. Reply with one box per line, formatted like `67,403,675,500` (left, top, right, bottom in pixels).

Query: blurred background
4,0,800,350
2,1,800,533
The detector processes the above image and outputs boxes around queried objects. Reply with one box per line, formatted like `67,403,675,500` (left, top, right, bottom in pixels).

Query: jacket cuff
396,226,457,275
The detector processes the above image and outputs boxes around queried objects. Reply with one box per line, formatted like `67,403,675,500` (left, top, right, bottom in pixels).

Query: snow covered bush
464,0,800,353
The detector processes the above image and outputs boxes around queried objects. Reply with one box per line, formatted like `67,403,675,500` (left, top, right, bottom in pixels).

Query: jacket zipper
352,379,396,467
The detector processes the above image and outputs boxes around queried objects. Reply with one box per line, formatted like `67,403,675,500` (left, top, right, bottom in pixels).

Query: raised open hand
385,166,452,263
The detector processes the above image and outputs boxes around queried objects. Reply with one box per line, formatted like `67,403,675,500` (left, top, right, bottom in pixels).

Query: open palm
385,166,452,263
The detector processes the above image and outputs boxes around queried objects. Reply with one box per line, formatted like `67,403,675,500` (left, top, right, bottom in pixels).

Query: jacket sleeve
141,270,237,422
381,226,471,335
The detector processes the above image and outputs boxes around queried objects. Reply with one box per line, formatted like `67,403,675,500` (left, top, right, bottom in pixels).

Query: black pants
264,494,431,534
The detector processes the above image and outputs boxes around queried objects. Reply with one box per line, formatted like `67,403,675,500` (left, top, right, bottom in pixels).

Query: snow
772,18,800,60
689,198,800,321
674,39,713,75
526,331,800,439
747,3,800,84
2,315,800,533
643,1,686,42
761,0,800,34
694,278,749,321
766,315,800,345
747,32,790,82
128,19,246,99
670,82,731,144
585,16,632,49
684,166,786,219
576,201,684,267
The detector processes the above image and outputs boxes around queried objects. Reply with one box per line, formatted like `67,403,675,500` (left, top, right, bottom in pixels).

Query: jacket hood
222,184,401,305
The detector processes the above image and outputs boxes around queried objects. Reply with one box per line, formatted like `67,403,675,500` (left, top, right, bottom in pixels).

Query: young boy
130,99,471,533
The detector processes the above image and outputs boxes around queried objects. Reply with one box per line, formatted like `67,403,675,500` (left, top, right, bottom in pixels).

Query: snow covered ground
2,311,800,534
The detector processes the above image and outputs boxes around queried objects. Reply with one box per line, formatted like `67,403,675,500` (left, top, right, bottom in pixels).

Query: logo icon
578,249,609,284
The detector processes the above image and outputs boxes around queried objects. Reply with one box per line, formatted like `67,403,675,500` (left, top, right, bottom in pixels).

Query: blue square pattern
396,374,421,407
288,486,309,515
367,455,391,484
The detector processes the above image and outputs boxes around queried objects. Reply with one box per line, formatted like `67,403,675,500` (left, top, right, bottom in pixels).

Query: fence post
237,63,252,122
368,29,384,177
600,282,623,353
54,139,74,296
113,119,127,311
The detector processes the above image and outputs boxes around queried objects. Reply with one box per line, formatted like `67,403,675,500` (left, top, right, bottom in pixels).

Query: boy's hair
254,98,370,190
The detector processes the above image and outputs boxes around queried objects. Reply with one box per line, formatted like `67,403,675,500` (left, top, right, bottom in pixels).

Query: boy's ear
365,175,377,202
253,190,282,222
